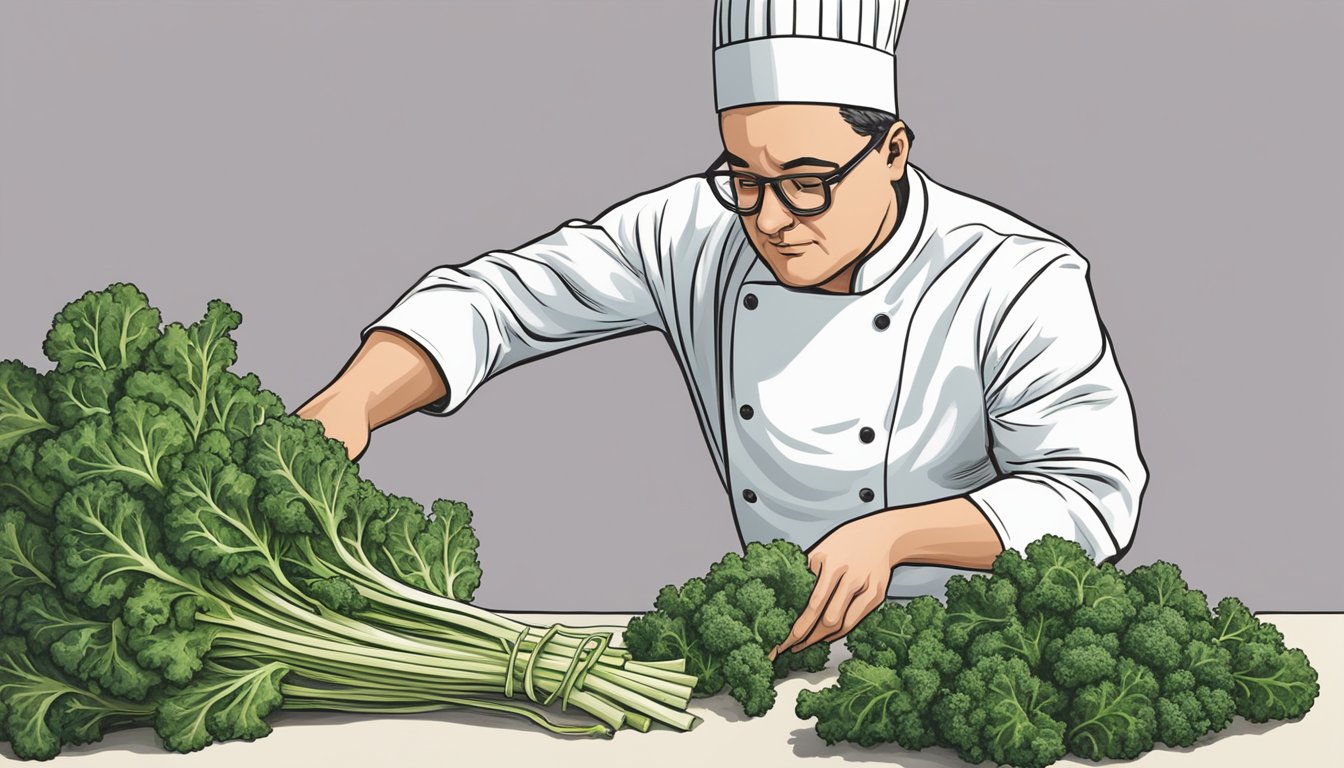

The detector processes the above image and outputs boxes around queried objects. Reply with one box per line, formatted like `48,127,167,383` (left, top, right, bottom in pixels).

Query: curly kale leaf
824,617,964,750
0,635,153,760
1228,642,1319,723
0,437,65,526
52,480,176,610
44,368,118,431
1210,596,1287,651
0,361,56,463
944,573,1017,650
723,645,776,716
42,283,162,375
0,507,55,599
1127,560,1213,624
1155,685,1236,748
1044,626,1120,689
846,595,946,667
932,654,1067,768
50,480,217,684
1019,536,1137,634
1122,604,1194,674
163,433,280,581
1200,597,1318,722
18,586,163,701
245,416,357,536
797,658,941,749
627,539,829,716
126,300,281,448
1065,657,1158,760
154,660,288,753
38,398,191,494
623,608,717,694
370,496,482,602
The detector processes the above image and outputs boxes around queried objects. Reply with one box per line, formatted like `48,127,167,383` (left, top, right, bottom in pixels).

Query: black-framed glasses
702,131,885,217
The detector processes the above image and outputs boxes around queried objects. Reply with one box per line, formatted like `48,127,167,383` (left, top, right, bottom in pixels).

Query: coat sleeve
360,185,680,416
966,251,1147,564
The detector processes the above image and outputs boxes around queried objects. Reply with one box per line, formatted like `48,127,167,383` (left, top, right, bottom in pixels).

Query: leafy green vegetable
799,597,959,750
1065,657,1158,760
0,283,701,759
0,363,55,463
154,660,288,753
792,536,1320,768
935,654,1067,768
42,283,161,374
624,539,829,716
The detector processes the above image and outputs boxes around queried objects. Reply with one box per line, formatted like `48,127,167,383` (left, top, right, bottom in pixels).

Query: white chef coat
362,164,1147,600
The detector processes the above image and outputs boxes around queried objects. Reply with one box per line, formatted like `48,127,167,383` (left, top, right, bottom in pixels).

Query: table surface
3,613,1337,768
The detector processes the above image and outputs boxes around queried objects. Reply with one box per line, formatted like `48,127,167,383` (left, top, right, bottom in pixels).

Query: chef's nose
753,184,797,238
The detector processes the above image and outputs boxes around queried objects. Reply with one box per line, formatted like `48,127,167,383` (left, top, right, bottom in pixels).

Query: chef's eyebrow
725,152,839,170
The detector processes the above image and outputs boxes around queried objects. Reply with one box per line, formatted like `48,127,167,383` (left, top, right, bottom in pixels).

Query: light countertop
5,613,1338,768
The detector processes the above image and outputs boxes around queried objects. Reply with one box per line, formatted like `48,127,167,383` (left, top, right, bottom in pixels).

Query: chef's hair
838,106,916,147
839,106,914,206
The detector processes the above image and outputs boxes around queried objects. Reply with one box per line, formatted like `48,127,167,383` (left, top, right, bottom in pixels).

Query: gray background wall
1,0,1340,611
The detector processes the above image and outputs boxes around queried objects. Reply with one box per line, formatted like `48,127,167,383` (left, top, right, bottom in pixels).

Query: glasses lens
708,173,755,213
731,176,762,210
778,176,827,213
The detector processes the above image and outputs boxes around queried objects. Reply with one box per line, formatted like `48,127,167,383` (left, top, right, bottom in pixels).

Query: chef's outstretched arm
296,329,449,460
298,181,689,459
773,252,1147,655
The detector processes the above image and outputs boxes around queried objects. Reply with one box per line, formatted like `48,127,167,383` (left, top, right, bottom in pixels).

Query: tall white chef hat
713,0,909,114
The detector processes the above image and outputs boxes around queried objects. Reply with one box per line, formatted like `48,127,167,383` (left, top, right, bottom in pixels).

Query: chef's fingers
775,561,844,656
818,588,885,645
791,574,866,653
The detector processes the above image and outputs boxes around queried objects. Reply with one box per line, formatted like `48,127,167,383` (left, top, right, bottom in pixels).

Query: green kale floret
1044,626,1119,689
625,539,830,716
931,654,1067,768
797,658,933,749
801,597,961,750
1064,657,1158,760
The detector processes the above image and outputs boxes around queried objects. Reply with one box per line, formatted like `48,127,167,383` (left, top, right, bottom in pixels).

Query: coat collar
740,164,930,293
852,164,929,293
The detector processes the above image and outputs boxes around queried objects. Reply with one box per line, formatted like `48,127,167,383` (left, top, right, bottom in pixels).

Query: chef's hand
296,387,371,461
767,498,1005,659
768,511,901,660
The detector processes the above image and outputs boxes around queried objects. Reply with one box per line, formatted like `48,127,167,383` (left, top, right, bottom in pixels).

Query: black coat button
743,293,758,310
740,404,754,420
743,489,757,503
859,488,875,503
859,427,875,443
873,314,891,330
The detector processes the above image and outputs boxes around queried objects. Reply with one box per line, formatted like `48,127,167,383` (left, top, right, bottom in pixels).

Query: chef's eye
735,178,759,190
790,178,824,191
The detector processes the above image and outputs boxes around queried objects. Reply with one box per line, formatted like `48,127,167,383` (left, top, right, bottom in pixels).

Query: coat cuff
360,286,487,417
966,475,1115,562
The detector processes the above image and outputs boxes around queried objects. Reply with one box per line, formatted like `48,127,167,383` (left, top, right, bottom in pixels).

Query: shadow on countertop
786,716,1299,764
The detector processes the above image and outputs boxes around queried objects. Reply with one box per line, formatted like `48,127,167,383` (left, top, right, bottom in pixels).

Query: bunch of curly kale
798,536,1320,768
627,535,1319,768
0,283,699,760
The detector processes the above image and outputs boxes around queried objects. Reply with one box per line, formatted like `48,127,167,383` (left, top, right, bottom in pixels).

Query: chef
298,0,1146,659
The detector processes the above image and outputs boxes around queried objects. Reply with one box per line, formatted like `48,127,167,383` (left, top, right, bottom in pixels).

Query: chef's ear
885,121,911,178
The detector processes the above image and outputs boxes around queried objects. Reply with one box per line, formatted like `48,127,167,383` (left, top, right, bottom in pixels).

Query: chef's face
718,103,909,293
